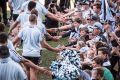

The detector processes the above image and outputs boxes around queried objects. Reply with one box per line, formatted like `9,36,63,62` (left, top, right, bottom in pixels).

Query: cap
91,15,100,21
93,22,103,32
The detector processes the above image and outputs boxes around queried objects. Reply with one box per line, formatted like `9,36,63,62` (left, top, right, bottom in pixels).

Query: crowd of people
0,0,120,80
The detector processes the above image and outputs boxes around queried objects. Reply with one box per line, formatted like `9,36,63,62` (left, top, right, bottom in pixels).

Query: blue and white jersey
9,0,26,14
16,11,30,27
69,32,80,40
18,24,43,57
21,0,48,22
0,57,27,80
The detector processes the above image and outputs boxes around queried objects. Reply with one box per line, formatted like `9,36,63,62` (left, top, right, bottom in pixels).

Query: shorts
23,56,40,65
13,14,19,21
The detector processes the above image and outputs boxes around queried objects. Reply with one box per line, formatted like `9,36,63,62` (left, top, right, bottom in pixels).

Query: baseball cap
93,22,103,32
91,15,100,21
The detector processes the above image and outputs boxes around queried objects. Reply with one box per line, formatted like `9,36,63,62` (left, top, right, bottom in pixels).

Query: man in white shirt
0,45,27,80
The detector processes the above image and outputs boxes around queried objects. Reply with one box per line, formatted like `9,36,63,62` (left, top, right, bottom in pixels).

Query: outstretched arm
40,39,61,53
12,36,21,46
8,21,19,34
21,59,52,76
46,12,66,23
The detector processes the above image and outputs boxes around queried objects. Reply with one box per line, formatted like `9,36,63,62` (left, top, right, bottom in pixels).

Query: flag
100,0,115,22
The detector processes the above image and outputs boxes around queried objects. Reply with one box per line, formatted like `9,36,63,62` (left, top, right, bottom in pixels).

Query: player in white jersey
0,45,27,80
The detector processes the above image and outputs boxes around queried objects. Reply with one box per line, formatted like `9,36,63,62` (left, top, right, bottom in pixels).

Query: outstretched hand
58,17,68,23
52,36,62,42
55,45,65,53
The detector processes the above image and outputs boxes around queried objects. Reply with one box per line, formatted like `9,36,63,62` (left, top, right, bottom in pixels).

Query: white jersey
18,24,43,57
16,11,30,27
0,58,27,80
69,32,80,40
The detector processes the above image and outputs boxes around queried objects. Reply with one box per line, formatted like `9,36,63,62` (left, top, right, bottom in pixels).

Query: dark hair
92,56,103,66
51,0,57,3
28,1,36,11
98,47,110,55
0,22,5,32
116,19,120,26
91,15,100,21
95,41,108,50
31,9,38,17
93,67,104,79
0,45,10,58
111,39,119,47
115,30,120,37
80,27,89,33
92,2,101,9
0,32,8,44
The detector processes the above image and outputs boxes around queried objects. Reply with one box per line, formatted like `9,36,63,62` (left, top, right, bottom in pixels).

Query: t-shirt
103,67,114,80
18,24,43,57
0,57,27,80
23,20,47,37
16,11,30,27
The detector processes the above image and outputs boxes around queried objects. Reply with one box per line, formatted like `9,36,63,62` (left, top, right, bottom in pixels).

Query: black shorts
23,56,40,65
13,14,19,21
